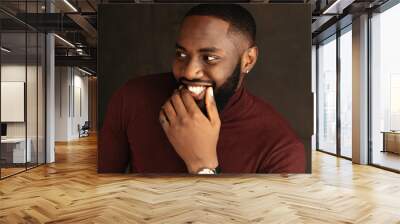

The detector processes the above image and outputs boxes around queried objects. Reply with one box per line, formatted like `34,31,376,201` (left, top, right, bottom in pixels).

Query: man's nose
182,58,203,80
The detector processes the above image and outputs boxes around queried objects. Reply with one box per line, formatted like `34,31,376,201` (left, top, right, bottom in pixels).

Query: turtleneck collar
219,84,251,123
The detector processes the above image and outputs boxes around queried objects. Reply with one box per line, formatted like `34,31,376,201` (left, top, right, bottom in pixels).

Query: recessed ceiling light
54,34,75,48
63,0,78,12
1,47,11,53
322,0,354,15
78,67,93,76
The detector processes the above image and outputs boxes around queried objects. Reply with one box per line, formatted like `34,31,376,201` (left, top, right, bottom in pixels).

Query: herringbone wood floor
1,135,400,224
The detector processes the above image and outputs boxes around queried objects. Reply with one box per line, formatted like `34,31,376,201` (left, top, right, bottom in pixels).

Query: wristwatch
196,166,221,175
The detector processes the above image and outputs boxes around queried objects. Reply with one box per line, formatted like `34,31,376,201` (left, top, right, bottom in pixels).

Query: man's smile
180,80,213,101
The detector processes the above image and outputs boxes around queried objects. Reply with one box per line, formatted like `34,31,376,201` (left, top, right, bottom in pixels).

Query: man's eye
204,55,219,62
176,51,187,59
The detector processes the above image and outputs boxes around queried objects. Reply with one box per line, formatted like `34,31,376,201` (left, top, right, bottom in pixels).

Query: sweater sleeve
97,87,131,173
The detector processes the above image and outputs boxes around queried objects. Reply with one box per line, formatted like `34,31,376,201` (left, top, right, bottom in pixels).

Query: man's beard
212,63,241,113
177,62,241,116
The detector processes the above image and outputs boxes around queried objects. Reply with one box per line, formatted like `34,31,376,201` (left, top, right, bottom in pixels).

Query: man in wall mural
98,4,305,174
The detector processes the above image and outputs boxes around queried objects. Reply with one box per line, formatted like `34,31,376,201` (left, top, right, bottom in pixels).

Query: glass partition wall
370,2,400,172
0,2,46,179
316,26,353,159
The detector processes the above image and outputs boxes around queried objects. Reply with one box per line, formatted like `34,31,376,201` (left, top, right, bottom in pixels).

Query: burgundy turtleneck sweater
98,72,305,173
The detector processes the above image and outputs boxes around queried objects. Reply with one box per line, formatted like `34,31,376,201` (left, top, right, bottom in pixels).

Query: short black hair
183,4,256,46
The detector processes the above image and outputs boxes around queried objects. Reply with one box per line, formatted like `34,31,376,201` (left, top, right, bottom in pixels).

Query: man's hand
159,87,221,174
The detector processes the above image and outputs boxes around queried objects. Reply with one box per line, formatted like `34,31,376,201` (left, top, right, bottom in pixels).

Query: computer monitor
1,123,7,137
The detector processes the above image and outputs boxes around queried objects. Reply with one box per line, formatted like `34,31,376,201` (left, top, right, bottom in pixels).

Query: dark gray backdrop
98,3,313,173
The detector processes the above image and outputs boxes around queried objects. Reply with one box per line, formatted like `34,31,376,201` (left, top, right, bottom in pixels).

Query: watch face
197,168,216,174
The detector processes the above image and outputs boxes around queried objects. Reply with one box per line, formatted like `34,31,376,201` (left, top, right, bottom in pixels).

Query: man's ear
240,45,258,75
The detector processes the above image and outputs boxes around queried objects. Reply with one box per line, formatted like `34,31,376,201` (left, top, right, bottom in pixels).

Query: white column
352,14,369,164
46,33,55,163
45,1,55,163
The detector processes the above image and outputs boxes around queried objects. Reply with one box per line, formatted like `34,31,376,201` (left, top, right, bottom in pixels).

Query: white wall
55,67,89,141
72,73,89,138
1,82,25,122
1,65,26,134
55,67,70,141
1,65,41,137
1,63,46,164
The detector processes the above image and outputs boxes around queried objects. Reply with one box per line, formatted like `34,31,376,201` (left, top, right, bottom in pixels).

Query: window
317,35,337,154
339,27,352,158
370,2,400,171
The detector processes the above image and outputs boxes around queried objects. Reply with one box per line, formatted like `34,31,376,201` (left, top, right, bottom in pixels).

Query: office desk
382,131,400,154
0,138,31,163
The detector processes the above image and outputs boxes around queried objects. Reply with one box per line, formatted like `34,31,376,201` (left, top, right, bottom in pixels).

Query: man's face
172,15,245,114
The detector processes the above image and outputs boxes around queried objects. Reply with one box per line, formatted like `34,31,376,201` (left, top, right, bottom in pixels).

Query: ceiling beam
67,13,97,40
322,0,356,14
55,55,97,72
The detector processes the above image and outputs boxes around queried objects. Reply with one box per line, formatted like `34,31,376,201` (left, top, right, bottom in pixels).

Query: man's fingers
159,110,169,128
162,100,176,124
180,89,201,115
171,90,187,116
205,87,220,126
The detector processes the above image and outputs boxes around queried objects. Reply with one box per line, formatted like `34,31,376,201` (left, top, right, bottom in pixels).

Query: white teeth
187,85,206,95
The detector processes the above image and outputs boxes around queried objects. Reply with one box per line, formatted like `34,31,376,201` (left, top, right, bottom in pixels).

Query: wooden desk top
381,131,400,134
1,137,30,143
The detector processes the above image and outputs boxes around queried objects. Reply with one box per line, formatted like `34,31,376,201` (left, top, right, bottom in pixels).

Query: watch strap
215,165,221,174
196,165,221,175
